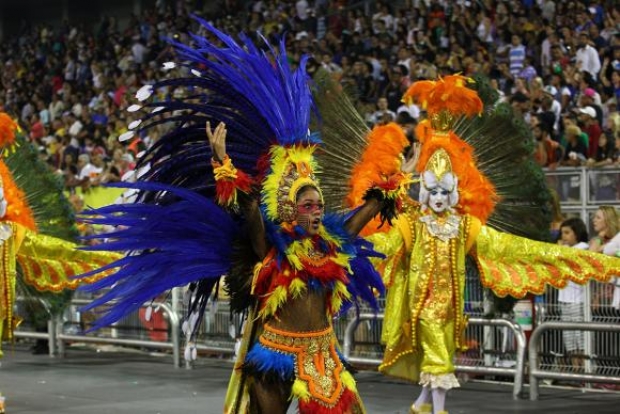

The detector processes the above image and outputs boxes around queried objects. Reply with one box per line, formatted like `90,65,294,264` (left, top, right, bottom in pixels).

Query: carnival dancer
0,113,120,414
360,76,620,414
75,20,412,413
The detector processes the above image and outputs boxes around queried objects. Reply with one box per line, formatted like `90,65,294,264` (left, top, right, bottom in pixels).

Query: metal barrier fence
529,322,620,400
341,313,527,399
8,167,620,394
56,296,182,368
536,282,620,386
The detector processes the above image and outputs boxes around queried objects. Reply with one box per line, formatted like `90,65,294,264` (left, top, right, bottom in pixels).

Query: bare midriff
268,289,330,332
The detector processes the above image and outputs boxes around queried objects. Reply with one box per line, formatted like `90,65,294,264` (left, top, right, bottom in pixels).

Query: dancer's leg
248,379,291,414
410,385,433,413
431,387,447,414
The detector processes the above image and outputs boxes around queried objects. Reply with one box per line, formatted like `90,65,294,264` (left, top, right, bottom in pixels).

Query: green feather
5,135,77,318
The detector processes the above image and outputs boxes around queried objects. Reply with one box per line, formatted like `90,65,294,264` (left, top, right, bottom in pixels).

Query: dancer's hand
402,142,421,174
206,121,227,162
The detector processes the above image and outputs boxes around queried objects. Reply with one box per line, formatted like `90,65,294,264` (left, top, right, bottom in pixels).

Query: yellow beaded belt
259,324,344,406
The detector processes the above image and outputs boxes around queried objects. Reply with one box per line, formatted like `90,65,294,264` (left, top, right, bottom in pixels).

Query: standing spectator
48,93,65,122
131,35,149,65
558,217,589,373
589,206,620,253
368,96,396,126
548,72,573,111
576,32,602,79
541,0,557,23
76,153,103,190
579,87,604,125
508,34,527,79
589,205,620,386
577,106,602,159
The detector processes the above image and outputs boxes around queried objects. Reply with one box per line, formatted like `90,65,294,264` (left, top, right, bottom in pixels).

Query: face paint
296,188,323,236
428,187,450,214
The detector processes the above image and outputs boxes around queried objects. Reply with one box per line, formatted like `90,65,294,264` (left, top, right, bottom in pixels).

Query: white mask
428,187,450,213
0,188,6,219
420,171,459,214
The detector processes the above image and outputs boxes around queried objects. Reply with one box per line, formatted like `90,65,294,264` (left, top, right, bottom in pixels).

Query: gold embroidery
259,324,344,406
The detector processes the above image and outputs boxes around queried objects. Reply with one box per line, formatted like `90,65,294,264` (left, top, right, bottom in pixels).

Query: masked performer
76,21,411,414
0,114,119,414
349,76,620,414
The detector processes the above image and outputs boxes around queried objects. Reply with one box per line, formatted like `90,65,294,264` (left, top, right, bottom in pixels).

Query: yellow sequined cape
1,221,120,347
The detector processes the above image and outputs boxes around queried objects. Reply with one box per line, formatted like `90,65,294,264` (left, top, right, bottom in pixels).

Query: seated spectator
587,128,616,167
533,121,563,168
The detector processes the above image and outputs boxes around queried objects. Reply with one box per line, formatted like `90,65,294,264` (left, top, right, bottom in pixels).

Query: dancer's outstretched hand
206,121,227,162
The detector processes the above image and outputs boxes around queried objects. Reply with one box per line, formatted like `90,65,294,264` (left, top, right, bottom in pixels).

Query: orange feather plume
0,159,37,230
402,74,483,119
347,123,409,235
0,112,19,155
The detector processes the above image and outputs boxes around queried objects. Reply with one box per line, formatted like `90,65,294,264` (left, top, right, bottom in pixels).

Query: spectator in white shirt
558,218,589,371
369,97,396,125
575,32,602,79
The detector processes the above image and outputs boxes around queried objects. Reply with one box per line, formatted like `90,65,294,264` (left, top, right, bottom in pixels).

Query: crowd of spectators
0,0,619,202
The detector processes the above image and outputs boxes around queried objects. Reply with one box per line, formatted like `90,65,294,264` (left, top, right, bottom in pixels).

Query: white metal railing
341,313,527,399
529,322,620,400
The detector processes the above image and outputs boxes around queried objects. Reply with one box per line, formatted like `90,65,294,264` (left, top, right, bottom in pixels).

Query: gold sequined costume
371,201,479,388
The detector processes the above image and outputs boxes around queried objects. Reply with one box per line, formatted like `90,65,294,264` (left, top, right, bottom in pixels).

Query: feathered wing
312,70,410,235
454,75,552,241
5,135,78,241
311,70,371,212
449,76,552,312
77,182,239,330
2,134,114,316
474,225,620,297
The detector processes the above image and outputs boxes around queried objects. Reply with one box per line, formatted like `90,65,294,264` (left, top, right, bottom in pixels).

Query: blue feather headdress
124,17,319,197
76,20,385,332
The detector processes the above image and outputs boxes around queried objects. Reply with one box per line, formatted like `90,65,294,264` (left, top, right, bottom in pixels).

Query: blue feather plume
76,182,239,330
245,342,295,380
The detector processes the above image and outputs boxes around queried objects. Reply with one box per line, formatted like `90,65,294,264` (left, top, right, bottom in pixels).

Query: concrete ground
0,344,619,414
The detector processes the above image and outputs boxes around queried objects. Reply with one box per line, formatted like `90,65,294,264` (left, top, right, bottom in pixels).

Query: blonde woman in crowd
590,205,620,388
589,206,620,312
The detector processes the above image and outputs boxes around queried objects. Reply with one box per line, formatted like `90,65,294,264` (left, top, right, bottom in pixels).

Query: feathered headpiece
262,145,323,223
124,17,322,227
403,75,497,222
